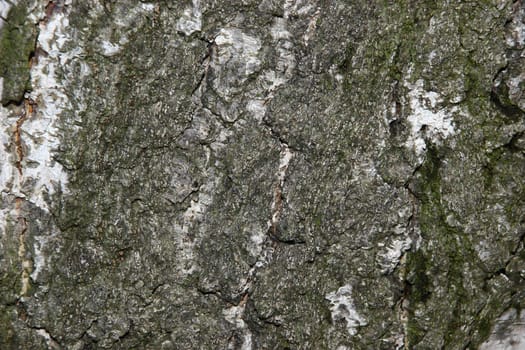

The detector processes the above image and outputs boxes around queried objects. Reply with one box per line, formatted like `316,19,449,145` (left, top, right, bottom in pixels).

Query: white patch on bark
278,147,293,181
476,239,493,262
19,5,75,284
303,7,320,46
1,2,80,234
377,237,412,274
23,5,78,212
326,284,367,336
246,7,295,122
270,17,291,40
507,73,525,111
213,28,261,88
214,29,261,73
394,333,405,350
0,0,13,14
30,235,46,280
245,99,266,122
404,79,456,159
0,111,14,270
0,2,88,283
428,50,438,65
0,0,15,31
177,0,201,36
223,300,253,350
0,105,12,196
140,3,155,12
35,328,59,349
506,4,525,48
209,28,262,122
269,19,295,82
283,0,315,19
479,308,525,350
100,40,121,56
247,225,266,258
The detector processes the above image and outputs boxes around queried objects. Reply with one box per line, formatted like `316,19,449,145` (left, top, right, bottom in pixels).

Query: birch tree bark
0,0,524,349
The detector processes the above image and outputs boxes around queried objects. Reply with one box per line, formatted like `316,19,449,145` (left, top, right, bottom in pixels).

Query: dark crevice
500,131,524,153
117,320,132,342
0,77,32,107
490,90,523,120
191,46,211,97
511,228,525,255
272,237,305,245
266,229,305,245
202,106,235,127
462,340,472,350
258,315,282,328
197,35,214,45
163,187,200,207
191,71,207,96
492,62,509,85
197,287,233,304
465,303,489,344
483,230,525,286
403,160,424,201
1,78,35,109
151,283,166,295
262,117,299,152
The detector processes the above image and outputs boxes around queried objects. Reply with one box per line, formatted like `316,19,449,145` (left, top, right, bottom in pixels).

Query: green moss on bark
406,143,481,348
0,2,36,104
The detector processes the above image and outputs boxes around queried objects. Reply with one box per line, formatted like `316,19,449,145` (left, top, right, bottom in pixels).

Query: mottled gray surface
0,0,524,349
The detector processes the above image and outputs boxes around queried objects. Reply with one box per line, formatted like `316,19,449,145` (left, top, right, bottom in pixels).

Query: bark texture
0,0,524,349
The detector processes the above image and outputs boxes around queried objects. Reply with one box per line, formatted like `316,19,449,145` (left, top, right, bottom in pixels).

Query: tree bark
0,0,524,349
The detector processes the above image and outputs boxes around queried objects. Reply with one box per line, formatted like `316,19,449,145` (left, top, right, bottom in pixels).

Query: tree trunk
1,0,524,349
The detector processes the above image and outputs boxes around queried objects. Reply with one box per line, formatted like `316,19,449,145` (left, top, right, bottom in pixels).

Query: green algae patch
406,143,485,348
0,2,36,105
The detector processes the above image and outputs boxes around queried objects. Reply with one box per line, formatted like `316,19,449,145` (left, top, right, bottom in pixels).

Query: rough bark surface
0,0,524,349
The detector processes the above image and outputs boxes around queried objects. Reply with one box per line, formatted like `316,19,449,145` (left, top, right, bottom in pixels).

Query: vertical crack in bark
8,10,40,303
219,6,300,344
268,145,293,242
13,98,35,176
222,142,294,350
11,23,38,176
13,109,26,176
